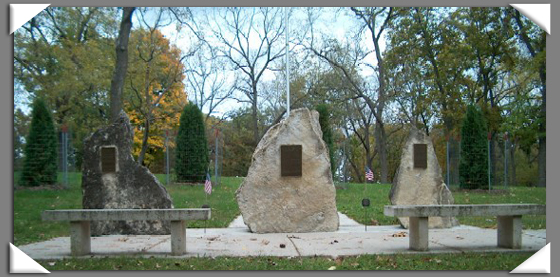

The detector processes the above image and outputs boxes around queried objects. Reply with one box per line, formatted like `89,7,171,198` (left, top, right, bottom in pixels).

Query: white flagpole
285,7,290,118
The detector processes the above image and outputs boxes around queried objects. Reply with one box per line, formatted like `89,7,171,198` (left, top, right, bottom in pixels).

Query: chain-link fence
333,129,539,189
444,132,539,189
57,126,77,188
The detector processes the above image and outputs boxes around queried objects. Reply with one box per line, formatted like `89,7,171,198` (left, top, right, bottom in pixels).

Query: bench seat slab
384,204,545,217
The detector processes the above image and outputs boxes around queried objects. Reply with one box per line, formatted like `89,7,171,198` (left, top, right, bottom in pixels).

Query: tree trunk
348,156,363,183
537,136,546,187
138,119,150,166
374,35,388,184
137,60,153,166
252,84,259,146
537,67,546,187
109,7,135,122
375,122,388,183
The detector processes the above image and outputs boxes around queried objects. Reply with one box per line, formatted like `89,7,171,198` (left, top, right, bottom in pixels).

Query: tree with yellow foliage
124,11,187,167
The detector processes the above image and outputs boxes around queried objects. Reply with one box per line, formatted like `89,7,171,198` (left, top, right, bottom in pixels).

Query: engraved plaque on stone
413,144,427,169
281,145,302,177
101,147,117,173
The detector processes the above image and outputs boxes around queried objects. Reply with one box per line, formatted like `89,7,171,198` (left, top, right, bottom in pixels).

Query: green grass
37,252,533,270
451,187,546,229
13,174,545,270
13,172,83,246
336,183,399,226
337,183,546,229
163,177,241,228
14,174,546,246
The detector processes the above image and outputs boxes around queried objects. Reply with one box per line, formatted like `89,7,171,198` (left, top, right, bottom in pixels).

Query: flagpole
205,171,208,205
285,6,290,118
204,169,210,234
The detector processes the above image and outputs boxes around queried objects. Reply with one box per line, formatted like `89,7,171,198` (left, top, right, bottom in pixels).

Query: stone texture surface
389,126,459,229
236,108,339,233
82,111,173,235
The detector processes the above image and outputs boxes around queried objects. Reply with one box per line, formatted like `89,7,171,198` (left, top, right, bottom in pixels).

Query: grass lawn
337,183,546,229
13,173,545,270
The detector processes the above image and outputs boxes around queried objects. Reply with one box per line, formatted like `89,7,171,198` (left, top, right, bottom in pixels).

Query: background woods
14,7,545,188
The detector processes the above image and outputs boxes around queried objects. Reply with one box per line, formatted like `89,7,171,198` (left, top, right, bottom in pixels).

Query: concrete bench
42,208,211,256
384,204,545,251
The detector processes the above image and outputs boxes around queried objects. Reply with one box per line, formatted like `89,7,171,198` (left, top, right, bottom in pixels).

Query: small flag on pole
365,167,374,182
204,173,212,195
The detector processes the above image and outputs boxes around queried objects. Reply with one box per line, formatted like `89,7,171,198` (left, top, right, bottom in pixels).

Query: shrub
175,103,209,183
459,105,489,189
19,98,58,187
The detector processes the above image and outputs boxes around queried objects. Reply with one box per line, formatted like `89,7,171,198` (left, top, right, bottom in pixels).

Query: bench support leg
409,217,429,251
170,220,186,255
70,221,90,256
497,215,522,249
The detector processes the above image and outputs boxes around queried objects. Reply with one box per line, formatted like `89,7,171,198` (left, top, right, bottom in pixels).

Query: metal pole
504,132,508,189
61,131,65,188
285,7,290,118
364,208,367,232
446,135,450,187
165,131,170,185
61,125,68,189
64,131,68,188
215,128,219,186
488,132,491,191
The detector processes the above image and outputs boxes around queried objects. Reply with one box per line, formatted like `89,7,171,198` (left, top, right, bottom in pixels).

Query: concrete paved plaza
19,213,546,260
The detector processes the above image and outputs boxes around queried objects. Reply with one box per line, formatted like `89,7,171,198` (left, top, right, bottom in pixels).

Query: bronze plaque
281,145,302,177
413,144,427,169
101,147,117,173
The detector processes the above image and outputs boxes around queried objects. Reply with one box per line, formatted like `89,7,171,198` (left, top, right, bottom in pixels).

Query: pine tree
459,105,489,189
316,104,336,178
19,98,58,187
175,103,209,183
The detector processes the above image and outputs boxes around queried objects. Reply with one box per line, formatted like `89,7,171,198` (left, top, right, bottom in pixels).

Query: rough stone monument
236,108,339,233
82,111,174,235
390,126,459,229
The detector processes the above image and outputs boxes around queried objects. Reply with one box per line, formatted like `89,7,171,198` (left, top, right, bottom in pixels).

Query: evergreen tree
459,105,489,189
316,104,336,178
19,98,58,187
175,103,209,183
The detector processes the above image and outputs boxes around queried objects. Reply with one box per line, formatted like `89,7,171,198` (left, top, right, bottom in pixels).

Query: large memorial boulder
82,111,173,235
236,108,339,233
389,126,459,229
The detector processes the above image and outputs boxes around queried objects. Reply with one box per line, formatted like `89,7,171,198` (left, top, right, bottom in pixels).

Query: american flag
204,173,212,195
365,167,374,182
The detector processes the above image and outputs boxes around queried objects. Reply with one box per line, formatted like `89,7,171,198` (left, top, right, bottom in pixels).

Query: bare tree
305,7,395,182
184,44,235,122
207,7,285,145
